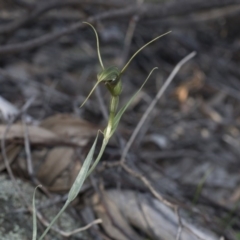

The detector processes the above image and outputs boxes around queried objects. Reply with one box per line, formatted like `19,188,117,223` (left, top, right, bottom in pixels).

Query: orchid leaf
68,132,99,201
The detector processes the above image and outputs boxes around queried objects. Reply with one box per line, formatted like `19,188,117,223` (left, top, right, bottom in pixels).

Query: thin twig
0,0,239,55
175,206,183,240
136,191,157,239
1,97,35,209
121,162,175,209
120,51,196,163
0,98,56,236
23,116,34,177
175,204,208,240
56,219,103,237
118,0,142,67
100,160,212,240
36,209,102,237
90,176,136,240
0,0,125,34
22,116,51,196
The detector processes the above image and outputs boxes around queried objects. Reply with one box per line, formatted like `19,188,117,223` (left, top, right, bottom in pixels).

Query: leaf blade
67,132,99,201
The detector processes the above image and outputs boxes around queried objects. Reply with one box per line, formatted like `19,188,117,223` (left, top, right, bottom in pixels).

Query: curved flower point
80,66,121,107
83,22,104,69
120,31,171,76
80,81,102,108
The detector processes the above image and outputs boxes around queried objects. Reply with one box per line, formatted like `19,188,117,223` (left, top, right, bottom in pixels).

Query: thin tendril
120,31,171,75
80,81,101,108
83,22,104,69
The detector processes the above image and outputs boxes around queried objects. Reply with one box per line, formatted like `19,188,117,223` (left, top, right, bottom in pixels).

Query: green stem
105,96,118,138
87,138,108,177
87,96,119,176
38,201,70,240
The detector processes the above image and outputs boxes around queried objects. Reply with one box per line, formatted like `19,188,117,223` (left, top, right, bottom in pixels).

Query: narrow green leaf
39,133,99,240
111,67,158,137
86,138,108,177
32,185,42,240
68,132,99,201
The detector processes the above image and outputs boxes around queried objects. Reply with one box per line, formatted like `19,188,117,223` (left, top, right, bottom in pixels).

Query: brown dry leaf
94,190,218,240
201,103,223,123
0,123,59,172
47,159,82,192
0,123,59,144
37,147,74,186
11,145,81,192
0,143,21,171
40,114,99,145
173,69,205,103
33,114,100,191
1,114,99,192
92,193,143,240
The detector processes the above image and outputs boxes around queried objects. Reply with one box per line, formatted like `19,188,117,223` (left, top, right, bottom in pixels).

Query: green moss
0,175,89,239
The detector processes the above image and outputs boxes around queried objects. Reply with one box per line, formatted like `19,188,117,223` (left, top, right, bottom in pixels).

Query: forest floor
0,1,240,239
